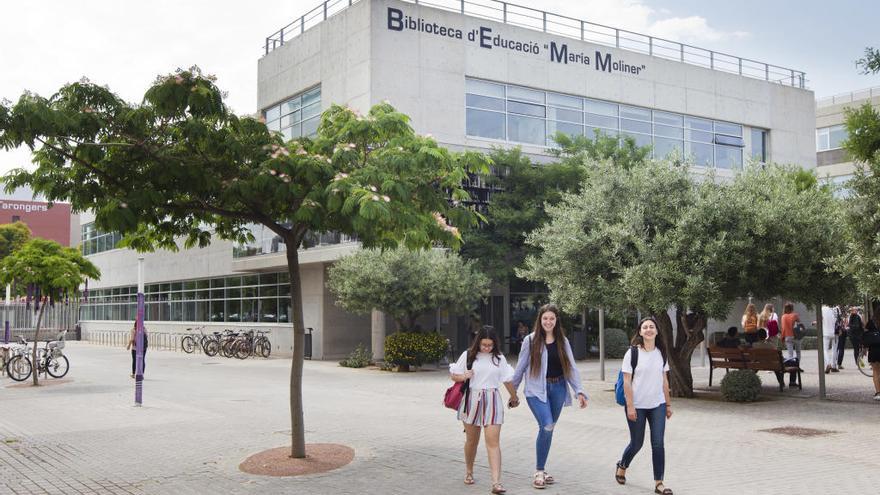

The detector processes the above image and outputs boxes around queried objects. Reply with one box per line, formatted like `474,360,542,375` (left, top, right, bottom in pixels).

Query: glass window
260,298,278,322
507,100,545,118
195,300,209,321
620,119,652,134
653,111,683,127
284,97,301,114
278,299,290,323
466,94,505,111
620,105,651,121
686,142,714,167
585,99,618,117
621,132,652,148
508,115,545,145
301,102,321,120
466,79,505,98
507,85,544,104
714,121,742,137
751,128,767,162
547,121,583,144
547,92,582,109
654,124,683,139
241,299,256,322
265,106,281,122
586,126,618,139
715,145,743,169
585,113,618,129
685,116,713,132
302,87,320,107
226,299,241,322
714,134,745,147
302,117,319,137
685,129,714,143
816,128,830,151
654,138,683,159
829,125,848,150
267,119,281,131
548,107,582,123
466,109,505,140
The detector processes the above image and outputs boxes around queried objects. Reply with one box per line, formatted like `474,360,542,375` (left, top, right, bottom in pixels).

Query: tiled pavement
1,342,878,495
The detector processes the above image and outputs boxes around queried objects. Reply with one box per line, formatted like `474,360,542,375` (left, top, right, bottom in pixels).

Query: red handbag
443,356,473,410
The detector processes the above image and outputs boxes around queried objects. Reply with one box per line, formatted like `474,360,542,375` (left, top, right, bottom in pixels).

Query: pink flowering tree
0,67,488,457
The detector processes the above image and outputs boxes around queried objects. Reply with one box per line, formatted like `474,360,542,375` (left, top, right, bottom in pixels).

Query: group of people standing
449,304,673,494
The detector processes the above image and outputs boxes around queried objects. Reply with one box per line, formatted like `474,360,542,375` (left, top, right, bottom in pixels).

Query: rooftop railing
816,86,880,108
264,0,807,89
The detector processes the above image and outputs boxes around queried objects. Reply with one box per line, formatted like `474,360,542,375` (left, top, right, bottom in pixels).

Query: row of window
82,272,293,323
81,222,122,256
465,78,768,169
264,86,321,140
232,223,358,259
816,124,847,152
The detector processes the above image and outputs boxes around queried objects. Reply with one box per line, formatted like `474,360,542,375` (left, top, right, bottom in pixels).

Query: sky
1,0,878,191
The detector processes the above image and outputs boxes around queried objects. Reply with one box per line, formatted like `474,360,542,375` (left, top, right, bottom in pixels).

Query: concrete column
371,309,387,361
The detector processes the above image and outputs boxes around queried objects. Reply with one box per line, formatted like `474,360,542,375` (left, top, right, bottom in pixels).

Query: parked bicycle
181,326,212,354
858,346,875,377
6,331,70,382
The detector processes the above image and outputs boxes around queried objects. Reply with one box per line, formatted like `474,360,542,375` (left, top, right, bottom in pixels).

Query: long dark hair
467,325,502,366
630,316,666,361
529,304,572,378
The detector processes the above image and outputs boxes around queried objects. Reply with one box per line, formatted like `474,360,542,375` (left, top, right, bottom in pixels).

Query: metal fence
817,86,880,108
1,302,80,343
264,0,807,88
87,330,183,352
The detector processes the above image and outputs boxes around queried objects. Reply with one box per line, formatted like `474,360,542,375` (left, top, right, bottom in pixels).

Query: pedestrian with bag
817,305,840,374
614,316,674,495
861,317,880,400
125,320,148,378
758,304,780,347
449,326,518,494
846,306,865,368
780,302,802,362
512,303,588,490
742,303,759,345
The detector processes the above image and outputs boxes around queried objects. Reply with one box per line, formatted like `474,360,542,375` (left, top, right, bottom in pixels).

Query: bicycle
181,326,211,354
857,346,875,377
6,331,70,382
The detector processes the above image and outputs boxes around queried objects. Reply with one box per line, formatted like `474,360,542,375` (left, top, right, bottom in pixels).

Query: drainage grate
759,426,837,437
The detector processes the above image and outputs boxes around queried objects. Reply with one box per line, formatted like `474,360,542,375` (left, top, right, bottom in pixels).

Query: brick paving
1,342,878,494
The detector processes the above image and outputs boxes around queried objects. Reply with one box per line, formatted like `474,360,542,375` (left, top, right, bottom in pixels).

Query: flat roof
263,0,807,89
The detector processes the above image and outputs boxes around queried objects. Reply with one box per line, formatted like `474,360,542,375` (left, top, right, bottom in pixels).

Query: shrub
384,331,448,369
339,344,372,368
721,369,762,402
604,328,631,358
799,336,817,350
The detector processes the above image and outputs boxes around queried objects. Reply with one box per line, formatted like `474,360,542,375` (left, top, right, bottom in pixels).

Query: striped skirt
457,388,505,426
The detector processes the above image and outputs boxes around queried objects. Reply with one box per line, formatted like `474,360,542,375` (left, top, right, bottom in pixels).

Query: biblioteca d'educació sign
386,7,647,76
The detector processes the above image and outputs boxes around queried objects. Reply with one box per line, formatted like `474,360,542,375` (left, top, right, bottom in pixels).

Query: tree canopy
0,222,31,261
0,67,488,457
327,247,490,331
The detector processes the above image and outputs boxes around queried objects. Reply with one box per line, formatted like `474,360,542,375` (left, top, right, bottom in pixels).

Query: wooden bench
708,346,802,391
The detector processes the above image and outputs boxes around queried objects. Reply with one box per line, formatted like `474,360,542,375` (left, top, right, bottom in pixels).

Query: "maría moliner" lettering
550,41,645,75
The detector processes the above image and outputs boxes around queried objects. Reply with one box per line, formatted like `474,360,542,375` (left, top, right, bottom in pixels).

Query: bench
708,346,802,391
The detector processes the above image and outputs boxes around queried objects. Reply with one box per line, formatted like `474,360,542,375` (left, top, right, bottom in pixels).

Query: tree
0,68,488,457
856,47,880,75
0,222,31,260
461,134,649,284
519,157,849,396
327,247,489,331
0,238,99,385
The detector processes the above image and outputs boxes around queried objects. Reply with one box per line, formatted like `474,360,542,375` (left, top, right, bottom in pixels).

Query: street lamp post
134,257,145,406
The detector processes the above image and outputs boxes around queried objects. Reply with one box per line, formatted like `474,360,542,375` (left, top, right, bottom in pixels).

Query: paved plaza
1,342,879,495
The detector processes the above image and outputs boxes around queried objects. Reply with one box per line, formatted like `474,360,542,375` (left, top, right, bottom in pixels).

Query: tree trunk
654,307,706,398
31,303,46,386
285,245,306,459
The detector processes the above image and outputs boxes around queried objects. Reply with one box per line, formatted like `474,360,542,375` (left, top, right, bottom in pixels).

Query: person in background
717,327,742,348
751,329,776,349
815,305,840,374
758,304,780,347
125,320,148,378
837,305,849,370
741,303,759,345
779,302,801,362
846,306,865,368
861,316,880,401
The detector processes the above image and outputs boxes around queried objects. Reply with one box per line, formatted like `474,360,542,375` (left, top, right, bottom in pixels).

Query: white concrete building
78,0,816,359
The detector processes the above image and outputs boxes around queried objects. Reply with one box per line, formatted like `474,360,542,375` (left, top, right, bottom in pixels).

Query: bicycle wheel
181,335,196,354
234,341,251,360
46,355,70,378
221,340,235,358
857,348,873,377
204,339,220,357
258,338,271,358
6,355,32,382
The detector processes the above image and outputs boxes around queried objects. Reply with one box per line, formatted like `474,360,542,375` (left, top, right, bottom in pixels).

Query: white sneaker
873,393,880,401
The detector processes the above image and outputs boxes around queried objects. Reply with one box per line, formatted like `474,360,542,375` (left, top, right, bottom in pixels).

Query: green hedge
605,328,631,359
721,369,762,402
384,331,448,368
339,343,372,368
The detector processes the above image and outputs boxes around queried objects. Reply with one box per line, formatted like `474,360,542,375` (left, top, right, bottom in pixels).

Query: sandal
543,472,555,485
532,471,546,489
615,462,627,485
655,482,673,495
464,472,475,485
491,482,507,494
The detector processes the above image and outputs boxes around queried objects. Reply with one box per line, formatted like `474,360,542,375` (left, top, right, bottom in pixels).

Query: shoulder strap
630,346,638,380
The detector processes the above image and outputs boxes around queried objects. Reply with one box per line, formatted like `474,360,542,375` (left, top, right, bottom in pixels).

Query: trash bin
75,323,82,341
571,328,587,360
304,327,313,360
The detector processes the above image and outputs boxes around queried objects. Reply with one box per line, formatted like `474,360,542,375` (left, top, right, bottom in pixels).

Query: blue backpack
614,346,638,406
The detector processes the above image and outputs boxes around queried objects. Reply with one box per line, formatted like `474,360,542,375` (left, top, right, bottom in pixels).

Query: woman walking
615,316,673,495
757,304,779,346
742,303,759,345
512,303,588,489
449,326,518,494
125,321,148,378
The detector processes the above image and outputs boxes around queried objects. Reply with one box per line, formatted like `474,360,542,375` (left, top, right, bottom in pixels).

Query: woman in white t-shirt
614,317,674,495
449,326,519,494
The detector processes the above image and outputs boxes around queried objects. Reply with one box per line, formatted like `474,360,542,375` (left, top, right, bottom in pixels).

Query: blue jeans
526,379,567,470
620,404,666,481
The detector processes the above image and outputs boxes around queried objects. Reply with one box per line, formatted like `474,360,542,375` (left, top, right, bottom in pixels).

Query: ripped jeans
526,379,567,471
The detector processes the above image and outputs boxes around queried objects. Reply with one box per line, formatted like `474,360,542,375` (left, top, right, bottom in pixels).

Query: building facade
78,0,816,359
0,198,75,247
815,86,880,195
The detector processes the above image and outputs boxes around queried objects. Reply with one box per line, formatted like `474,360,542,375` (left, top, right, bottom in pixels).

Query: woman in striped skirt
450,326,519,494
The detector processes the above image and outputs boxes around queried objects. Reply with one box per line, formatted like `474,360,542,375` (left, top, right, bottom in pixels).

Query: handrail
263,0,807,89
817,86,880,108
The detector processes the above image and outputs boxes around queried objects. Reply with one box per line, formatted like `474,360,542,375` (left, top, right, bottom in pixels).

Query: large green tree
520,157,849,396
327,247,490,331
0,68,488,457
0,238,99,385
0,222,31,260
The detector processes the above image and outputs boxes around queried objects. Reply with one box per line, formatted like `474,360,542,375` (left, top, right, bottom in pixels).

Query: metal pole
598,307,606,381
817,304,826,400
4,284,9,344
649,37,653,56
135,257,145,406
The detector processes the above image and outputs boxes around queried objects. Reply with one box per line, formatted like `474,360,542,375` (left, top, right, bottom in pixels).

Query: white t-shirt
621,347,669,409
450,351,514,390
821,306,838,337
